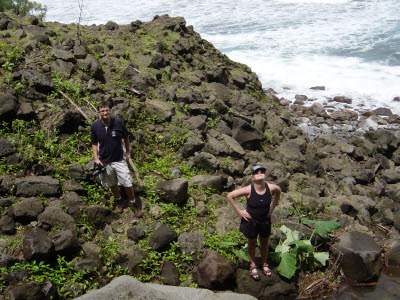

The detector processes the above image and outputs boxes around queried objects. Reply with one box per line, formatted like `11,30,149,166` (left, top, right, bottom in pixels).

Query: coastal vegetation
0,8,400,300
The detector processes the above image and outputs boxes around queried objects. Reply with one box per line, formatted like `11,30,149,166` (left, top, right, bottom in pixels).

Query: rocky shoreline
0,9,400,300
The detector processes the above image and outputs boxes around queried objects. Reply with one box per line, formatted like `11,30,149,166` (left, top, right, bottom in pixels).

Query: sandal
262,263,272,276
250,265,260,281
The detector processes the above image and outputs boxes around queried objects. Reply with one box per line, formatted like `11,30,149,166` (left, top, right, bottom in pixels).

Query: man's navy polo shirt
90,117,128,164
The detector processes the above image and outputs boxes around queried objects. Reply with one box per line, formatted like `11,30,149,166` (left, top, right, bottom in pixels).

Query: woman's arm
268,183,281,217
227,186,252,220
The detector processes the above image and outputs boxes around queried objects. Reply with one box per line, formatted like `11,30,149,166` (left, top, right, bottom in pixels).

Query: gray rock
187,115,207,131
235,268,297,300
0,215,15,235
62,179,86,194
145,99,175,122
193,250,235,290
67,163,86,180
182,136,204,157
152,178,188,205
387,242,400,266
335,231,382,282
55,110,86,134
127,225,149,242
21,69,55,93
115,249,146,276
148,224,178,251
205,134,245,158
193,152,219,172
105,21,119,30
63,191,87,220
6,281,43,300
11,197,44,222
51,48,76,62
0,93,18,122
161,260,180,286
15,176,60,197
214,205,242,235
50,229,81,256
232,118,263,150
189,175,226,191
17,102,36,120
85,205,113,228
77,55,103,80
50,59,75,76
178,232,205,255
38,206,76,231
22,228,54,261
380,169,400,184
0,137,16,158
75,275,256,300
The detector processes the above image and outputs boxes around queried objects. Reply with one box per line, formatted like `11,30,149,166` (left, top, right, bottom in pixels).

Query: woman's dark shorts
239,217,271,239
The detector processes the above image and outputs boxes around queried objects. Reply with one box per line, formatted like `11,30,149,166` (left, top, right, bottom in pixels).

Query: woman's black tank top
246,183,271,220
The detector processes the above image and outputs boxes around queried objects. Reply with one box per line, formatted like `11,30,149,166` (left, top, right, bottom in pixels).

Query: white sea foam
36,0,400,114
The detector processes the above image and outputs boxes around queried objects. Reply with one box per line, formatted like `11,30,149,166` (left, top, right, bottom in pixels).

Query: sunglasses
253,169,265,175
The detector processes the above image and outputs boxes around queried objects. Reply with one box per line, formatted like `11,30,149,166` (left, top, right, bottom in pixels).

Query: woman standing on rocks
227,166,281,281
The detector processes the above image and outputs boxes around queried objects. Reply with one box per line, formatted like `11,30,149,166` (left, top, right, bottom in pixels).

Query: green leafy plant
270,219,340,279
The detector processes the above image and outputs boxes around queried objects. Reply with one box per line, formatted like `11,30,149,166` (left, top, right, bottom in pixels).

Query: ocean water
36,0,400,114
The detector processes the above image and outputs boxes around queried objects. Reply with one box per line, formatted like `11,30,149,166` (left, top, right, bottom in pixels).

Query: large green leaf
269,251,282,264
301,219,340,236
280,225,300,243
278,252,297,279
233,249,249,261
220,241,238,246
313,252,329,266
292,240,314,255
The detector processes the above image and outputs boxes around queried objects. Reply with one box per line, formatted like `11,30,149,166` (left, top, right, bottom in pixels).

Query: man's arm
92,144,102,166
123,137,130,161
268,183,281,217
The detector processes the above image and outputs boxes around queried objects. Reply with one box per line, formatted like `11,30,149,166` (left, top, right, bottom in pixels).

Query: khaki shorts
99,161,132,188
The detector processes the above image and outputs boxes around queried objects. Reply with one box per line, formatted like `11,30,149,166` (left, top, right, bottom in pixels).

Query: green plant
204,230,247,263
270,219,340,279
0,256,96,297
99,237,128,278
0,0,47,17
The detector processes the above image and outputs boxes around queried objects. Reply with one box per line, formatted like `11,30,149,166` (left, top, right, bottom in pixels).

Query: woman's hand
239,209,252,221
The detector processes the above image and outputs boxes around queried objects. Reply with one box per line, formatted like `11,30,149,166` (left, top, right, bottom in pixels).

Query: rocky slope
0,9,400,300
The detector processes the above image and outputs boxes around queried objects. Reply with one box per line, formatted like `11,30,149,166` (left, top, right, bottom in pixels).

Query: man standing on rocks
90,101,142,217
227,166,280,281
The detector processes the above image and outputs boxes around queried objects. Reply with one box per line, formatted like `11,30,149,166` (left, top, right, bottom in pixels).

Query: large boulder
205,134,245,158
84,205,113,228
50,230,81,257
55,111,86,134
214,205,242,235
387,242,400,266
22,228,54,261
38,206,76,231
148,224,178,251
0,137,16,158
232,118,263,150
192,152,219,172
178,231,205,255
161,260,180,286
75,275,256,300
235,268,297,299
145,99,175,122
0,93,18,122
21,70,55,93
192,250,236,290
189,175,226,191
11,197,44,223
335,231,382,282
15,176,60,197
114,249,146,276
152,178,188,205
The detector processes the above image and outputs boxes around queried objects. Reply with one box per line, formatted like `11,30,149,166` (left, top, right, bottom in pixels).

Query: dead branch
59,91,93,122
